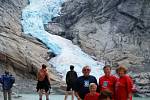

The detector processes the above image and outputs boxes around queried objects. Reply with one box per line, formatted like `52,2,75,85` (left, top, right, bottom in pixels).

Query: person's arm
98,77,102,92
126,76,133,100
75,92,82,100
113,76,118,99
74,78,82,100
127,93,132,100
0,77,2,84
46,72,51,84
66,72,69,84
37,71,39,81
11,75,15,84
84,93,89,100
0,75,4,84
93,76,99,92
75,72,78,78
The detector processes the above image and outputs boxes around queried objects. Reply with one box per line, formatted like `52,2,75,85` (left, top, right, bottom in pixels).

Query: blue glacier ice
21,0,104,80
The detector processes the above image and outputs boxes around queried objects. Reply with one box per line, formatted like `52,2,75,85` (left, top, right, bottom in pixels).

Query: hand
49,85,51,89
77,97,82,100
127,97,130,100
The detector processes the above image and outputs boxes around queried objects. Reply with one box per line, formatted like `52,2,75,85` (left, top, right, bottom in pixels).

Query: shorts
36,81,50,93
66,83,75,91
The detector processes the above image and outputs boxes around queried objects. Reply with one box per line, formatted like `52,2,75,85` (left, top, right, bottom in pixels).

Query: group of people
0,64,51,100
64,65,133,100
0,64,133,100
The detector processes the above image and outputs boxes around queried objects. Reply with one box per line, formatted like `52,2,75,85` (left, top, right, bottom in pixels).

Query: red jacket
84,92,100,100
115,75,133,100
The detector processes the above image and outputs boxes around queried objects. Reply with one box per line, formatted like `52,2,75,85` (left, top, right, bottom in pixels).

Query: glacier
21,0,104,80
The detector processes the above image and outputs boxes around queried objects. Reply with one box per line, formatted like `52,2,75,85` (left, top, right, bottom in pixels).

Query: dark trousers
3,90,12,100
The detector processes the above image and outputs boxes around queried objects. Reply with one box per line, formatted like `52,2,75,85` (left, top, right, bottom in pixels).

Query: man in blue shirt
0,71,15,100
74,66,98,100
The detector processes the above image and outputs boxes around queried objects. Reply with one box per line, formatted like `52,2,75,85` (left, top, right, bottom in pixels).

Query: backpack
66,71,77,84
2,75,15,90
37,69,47,81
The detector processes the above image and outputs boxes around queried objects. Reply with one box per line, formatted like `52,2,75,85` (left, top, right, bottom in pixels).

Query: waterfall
21,0,104,80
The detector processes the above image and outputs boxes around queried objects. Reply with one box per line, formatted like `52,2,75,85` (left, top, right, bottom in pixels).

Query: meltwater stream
21,0,104,79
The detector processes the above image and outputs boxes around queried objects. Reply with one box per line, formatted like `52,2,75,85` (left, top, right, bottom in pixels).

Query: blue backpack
0,74,15,90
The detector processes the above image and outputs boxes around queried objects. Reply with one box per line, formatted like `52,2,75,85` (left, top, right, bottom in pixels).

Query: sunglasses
83,69,90,71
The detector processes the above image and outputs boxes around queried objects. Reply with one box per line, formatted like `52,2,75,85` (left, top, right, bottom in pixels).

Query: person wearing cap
64,65,78,100
0,71,15,100
74,66,98,100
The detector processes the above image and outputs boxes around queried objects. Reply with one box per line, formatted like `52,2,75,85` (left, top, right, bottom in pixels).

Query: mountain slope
53,0,150,71
0,0,61,93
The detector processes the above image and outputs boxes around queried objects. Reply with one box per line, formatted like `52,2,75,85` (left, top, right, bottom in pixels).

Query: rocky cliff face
51,0,150,71
132,72,150,97
46,0,150,96
0,0,28,35
0,0,150,96
0,0,61,93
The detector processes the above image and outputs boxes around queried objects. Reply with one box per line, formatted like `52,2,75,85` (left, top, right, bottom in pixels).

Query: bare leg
71,91,74,100
38,89,43,100
45,92,49,100
64,92,68,100
64,91,68,100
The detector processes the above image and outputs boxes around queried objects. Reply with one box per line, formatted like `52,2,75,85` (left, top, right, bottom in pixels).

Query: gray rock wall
53,0,150,70
0,0,149,95
132,72,150,97
0,0,60,81
51,0,150,96
0,0,28,35
0,32,48,77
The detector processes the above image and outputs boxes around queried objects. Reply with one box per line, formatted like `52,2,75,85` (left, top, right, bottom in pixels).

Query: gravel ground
0,94,150,100
0,94,77,100
0,76,66,95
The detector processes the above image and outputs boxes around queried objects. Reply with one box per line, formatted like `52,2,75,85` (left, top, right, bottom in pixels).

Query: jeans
3,90,12,100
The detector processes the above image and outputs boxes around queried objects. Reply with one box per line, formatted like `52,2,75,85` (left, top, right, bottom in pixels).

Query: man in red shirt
99,65,117,100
